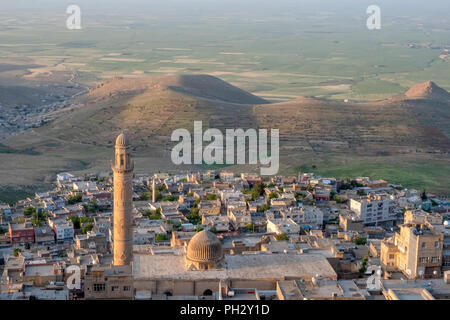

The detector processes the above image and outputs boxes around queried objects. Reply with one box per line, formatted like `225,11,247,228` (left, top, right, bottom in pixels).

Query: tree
294,193,305,201
172,222,182,230
67,215,81,229
334,196,346,204
83,201,99,213
354,237,367,246
155,234,168,242
350,180,363,188
14,217,25,224
194,227,204,232
139,191,151,201
24,206,36,217
161,195,178,202
80,223,93,234
187,207,201,225
13,248,21,257
31,209,46,227
209,226,217,234
67,194,82,204
358,257,369,278
205,194,218,201
24,243,30,250
32,218,43,227
251,182,264,200
269,192,278,200
421,190,428,201
276,233,290,241
144,207,162,220
246,223,254,232
258,204,270,212
80,217,94,224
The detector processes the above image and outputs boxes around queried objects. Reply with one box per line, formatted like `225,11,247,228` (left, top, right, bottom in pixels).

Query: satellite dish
418,270,424,276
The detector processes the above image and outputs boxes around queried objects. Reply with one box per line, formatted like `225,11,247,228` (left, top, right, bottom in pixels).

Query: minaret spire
152,176,156,203
112,132,133,266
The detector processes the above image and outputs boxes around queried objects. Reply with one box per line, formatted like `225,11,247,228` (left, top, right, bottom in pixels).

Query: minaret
112,133,134,266
152,177,156,203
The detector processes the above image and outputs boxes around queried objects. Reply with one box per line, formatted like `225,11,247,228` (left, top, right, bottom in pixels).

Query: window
434,241,439,248
421,242,426,248
389,254,395,260
93,283,106,292
123,286,131,291
111,286,119,292
418,257,427,263
432,257,440,263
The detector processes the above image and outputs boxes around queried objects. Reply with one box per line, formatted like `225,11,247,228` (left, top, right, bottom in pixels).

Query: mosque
84,133,338,299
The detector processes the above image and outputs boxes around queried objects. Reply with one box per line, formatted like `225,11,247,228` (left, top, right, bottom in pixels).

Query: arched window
203,289,213,296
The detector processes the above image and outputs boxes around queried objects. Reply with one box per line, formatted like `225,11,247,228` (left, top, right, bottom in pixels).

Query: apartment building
350,194,396,225
381,223,444,278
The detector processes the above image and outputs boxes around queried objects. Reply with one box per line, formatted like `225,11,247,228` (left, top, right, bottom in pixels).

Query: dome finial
116,132,129,147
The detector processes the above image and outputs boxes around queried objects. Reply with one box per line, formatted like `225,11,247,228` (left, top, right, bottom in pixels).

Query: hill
88,74,268,105
403,81,450,101
1,75,450,194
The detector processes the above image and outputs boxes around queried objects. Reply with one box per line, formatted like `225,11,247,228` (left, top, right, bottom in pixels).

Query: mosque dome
186,230,223,264
115,133,129,147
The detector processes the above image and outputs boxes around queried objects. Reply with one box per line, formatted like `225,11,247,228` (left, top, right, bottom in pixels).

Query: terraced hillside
1,75,450,194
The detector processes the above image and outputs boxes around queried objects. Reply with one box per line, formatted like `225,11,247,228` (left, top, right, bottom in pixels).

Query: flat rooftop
386,288,434,300
133,252,337,281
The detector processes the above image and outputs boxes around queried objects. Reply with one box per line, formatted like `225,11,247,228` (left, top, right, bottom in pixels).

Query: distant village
1,170,449,300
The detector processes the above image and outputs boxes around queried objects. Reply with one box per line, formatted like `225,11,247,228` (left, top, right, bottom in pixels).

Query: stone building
75,231,109,254
84,265,133,300
132,230,337,298
381,223,444,278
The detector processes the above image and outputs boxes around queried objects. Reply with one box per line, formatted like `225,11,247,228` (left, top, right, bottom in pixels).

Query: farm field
0,0,449,200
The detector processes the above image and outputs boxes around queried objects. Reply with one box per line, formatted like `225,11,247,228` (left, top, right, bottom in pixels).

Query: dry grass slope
1,76,449,195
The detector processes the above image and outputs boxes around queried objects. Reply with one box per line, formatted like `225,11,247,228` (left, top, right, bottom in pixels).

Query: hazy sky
3,0,450,18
